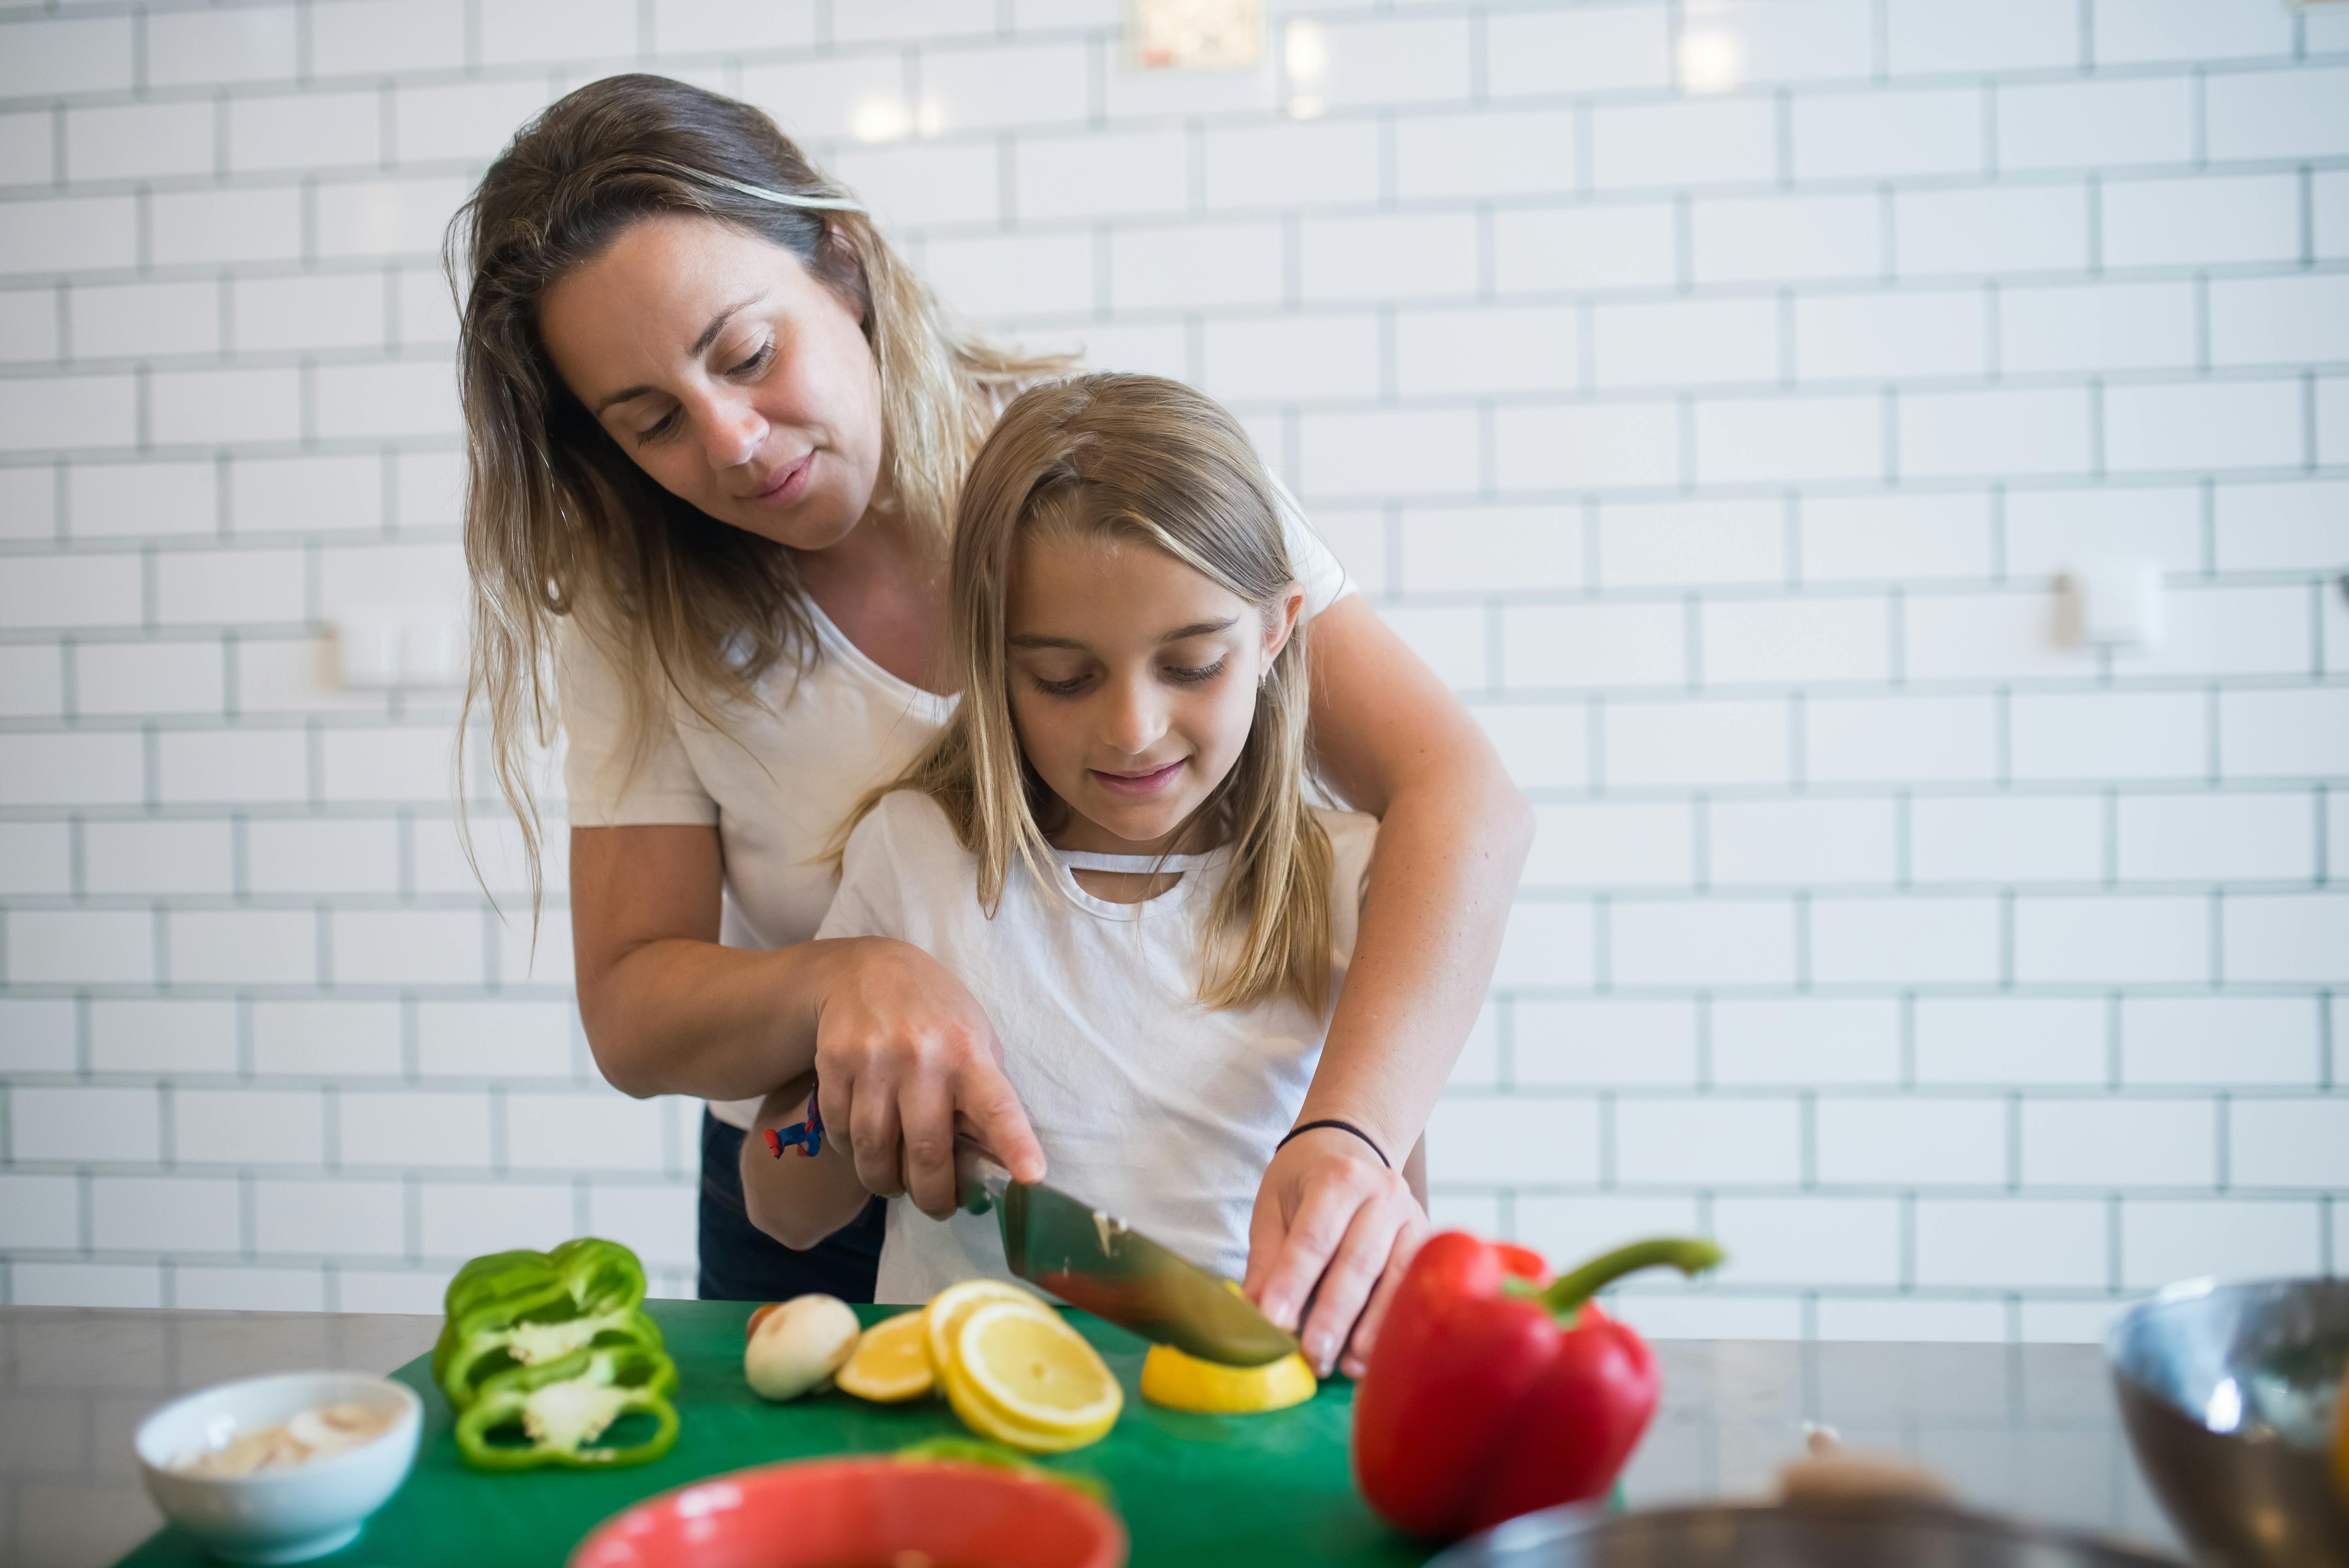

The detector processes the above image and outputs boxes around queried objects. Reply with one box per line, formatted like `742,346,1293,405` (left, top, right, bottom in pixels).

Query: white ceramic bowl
134,1370,422,1564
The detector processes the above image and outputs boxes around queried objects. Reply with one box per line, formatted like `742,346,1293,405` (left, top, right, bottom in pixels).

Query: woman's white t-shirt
814,790,1377,1298
556,486,1355,1129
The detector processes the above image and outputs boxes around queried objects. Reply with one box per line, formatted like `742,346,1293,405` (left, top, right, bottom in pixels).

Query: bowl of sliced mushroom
134,1369,422,1564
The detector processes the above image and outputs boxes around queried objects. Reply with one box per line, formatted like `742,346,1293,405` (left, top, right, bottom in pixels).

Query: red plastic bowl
568,1457,1128,1568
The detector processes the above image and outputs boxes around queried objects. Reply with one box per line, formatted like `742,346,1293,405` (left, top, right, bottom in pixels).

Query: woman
454,75,1530,1378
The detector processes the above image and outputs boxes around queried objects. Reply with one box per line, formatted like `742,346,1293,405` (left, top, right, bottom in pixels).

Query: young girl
738,373,1393,1313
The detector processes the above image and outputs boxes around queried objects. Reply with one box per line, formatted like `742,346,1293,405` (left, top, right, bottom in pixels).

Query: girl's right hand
812,937,1047,1219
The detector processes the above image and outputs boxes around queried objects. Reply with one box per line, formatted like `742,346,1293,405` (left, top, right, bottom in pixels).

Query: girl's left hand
1242,1127,1428,1378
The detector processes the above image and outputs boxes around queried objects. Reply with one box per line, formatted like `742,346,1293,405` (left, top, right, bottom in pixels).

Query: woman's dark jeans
697,1109,884,1302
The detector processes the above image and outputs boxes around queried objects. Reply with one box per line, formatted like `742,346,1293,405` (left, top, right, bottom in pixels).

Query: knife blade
957,1149,1301,1368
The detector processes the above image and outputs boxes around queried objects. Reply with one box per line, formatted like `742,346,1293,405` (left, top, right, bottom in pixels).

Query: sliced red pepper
1351,1232,1723,1540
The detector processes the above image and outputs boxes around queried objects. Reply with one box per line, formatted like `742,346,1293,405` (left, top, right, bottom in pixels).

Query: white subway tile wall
0,0,2342,1340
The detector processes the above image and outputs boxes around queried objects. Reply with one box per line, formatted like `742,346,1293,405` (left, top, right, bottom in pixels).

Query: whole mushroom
744,1295,860,1403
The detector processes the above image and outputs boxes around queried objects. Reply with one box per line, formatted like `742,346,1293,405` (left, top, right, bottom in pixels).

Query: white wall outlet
2059,557,2164,650
1130,0,1263,69
333,610,469,690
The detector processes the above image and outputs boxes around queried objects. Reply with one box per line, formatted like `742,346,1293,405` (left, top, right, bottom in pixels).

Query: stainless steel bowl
2106,1276,2349,1568
1426,1497,2182,1568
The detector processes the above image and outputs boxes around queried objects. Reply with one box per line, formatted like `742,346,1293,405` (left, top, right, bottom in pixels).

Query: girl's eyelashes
633,407,680,447
1162,658,1226,686
1026,658,1227,698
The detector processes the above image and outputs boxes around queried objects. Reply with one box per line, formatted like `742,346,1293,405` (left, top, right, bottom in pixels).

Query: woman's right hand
812,937,1047,1220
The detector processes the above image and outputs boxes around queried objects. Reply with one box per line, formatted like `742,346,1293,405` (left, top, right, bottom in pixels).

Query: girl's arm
1242,595,1534,1378
570,822,1045,1214
738,1073,876,1249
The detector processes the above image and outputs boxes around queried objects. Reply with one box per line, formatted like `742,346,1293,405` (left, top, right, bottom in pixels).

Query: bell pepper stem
1536,1238,1725,1318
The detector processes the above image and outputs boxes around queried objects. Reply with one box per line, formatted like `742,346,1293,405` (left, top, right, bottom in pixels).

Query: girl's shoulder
1311,805,1379,905
825,790,983,942
1311,805,1378,859
848,788,972,865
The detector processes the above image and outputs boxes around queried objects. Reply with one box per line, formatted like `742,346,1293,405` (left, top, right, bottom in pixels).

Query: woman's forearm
570,822,838,1101
569,824,1049,1194
584,934,853,1101
1302,597,1534,1156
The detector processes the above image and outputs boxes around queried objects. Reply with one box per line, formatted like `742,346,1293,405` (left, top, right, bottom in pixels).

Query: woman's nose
697,392,766,471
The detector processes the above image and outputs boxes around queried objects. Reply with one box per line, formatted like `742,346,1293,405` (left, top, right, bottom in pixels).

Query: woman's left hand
1243,1126,1428,1379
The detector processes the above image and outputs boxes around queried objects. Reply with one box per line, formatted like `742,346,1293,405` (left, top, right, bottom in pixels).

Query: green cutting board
117,1300,1437,1568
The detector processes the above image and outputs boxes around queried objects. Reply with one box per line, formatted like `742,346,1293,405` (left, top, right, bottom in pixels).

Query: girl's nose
1100,673,1168,756
698,392,767,471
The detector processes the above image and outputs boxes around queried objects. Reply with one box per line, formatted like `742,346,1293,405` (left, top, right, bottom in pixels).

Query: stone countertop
3,1308,441,1568
0,1306,2182,1568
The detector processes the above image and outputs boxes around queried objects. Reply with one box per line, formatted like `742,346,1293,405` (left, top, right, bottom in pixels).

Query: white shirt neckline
1047,841,1231,920
805,590,959,722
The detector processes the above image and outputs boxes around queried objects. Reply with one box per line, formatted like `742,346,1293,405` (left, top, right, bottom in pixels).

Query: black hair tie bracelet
1276,1118,1389,1168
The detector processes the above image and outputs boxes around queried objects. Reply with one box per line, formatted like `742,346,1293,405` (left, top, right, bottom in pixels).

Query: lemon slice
944,1347,1118,1454
835,1310,934,1403
1138,1343,1316,1414
921,1279,1049,1380
950,1301,1121,1453
940,1355,1087,1451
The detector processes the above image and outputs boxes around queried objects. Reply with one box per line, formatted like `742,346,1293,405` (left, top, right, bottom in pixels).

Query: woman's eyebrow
591,292,770,415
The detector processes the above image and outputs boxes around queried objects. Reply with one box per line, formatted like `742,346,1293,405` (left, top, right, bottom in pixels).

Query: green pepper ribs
454,1342,681,1470
433,1238,680,1470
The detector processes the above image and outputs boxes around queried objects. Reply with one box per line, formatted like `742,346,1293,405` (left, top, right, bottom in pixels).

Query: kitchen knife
957,1149,1302,1368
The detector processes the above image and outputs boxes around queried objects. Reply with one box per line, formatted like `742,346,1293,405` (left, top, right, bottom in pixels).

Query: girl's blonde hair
867,373,1337,1014
452,74,1069,910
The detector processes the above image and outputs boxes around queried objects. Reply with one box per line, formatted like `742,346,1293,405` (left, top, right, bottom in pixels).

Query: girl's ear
1262,582,1305,665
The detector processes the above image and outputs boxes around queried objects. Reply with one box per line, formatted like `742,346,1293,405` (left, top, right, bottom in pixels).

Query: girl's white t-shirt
813,790,1378,1298
556,485,1355,1130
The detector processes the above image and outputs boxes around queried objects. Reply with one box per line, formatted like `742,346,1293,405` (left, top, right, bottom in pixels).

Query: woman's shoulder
551,616,627,712
551,614,697,733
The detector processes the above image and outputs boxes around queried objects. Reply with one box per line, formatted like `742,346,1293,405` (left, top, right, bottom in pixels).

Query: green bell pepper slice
894,1438,1111,1504
452,1342,681,1470
432,1238,665,1410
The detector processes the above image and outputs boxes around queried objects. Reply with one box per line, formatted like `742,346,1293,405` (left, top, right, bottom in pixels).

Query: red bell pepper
1351,1231,1724,1540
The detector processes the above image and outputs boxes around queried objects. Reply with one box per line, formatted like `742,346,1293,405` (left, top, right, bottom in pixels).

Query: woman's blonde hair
865,373,1336,1014
452,74,1068,909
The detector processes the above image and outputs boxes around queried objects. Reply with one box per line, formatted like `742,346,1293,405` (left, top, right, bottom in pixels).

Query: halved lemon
835,1310,934,1403
1138,1342,1316,1414
921,1279,1049,1380
949,1300,1121,1453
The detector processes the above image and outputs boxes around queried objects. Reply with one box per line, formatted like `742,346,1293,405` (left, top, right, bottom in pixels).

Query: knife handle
954,1139,1013,1215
